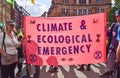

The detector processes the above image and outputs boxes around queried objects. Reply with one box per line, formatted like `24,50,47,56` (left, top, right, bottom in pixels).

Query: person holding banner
0,20,21,78
0,21,4,68
22,36,41,78
115,9,120,78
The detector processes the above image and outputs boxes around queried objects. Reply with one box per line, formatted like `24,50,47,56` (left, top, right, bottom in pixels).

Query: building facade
0,0,30,27
48,0,111,17
0,0,11,24
11,1,30,28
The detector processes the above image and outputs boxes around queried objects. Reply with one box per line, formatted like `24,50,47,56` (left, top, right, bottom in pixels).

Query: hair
6,20,16,26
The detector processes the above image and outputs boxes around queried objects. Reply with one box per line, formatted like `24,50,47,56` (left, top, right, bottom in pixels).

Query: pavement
9,62,106,78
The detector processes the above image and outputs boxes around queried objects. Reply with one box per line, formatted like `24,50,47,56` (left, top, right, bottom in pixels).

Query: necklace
6,31,13,39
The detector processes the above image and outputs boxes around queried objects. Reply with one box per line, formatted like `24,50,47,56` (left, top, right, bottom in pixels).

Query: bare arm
0,48,6,56
116,42,120,62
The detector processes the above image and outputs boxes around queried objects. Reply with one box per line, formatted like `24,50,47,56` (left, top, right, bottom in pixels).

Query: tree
108,0,120,24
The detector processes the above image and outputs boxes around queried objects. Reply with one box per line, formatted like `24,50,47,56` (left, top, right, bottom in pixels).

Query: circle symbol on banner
94,51,102,60
29,54,37,62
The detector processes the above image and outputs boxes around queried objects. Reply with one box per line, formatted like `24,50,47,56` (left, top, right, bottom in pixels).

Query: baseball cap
115,10,120,16
6,20,16,26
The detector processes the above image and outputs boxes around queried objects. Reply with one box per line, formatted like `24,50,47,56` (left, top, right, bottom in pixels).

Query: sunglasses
9,24,15,26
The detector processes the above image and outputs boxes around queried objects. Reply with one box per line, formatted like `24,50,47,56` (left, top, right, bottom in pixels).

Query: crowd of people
0,10,120,78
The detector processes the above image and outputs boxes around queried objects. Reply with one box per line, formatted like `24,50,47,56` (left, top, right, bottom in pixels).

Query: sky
15,0,52,16
16,0,114,16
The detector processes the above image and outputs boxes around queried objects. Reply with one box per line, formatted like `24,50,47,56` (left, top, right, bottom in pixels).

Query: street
2,63,106,78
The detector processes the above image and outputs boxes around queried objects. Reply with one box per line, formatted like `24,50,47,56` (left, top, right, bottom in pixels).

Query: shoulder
112,23,118,30
0,32,4,44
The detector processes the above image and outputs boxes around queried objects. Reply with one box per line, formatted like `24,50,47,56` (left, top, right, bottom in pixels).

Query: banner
24,13,106,65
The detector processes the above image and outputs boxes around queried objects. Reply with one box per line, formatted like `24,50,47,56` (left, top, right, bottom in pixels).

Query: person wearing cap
0,20,21,78
99,10,120,78
115,9,120,78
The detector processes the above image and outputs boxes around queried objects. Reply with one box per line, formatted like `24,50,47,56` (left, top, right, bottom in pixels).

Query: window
89,0,92,4
79,0,86,5
62,0,69,3
78,9,82,15
101,8,104,13
96,0,103,3
88,9,92,14
83,9,87,15
65,0,69,3
62,8,70,15
74,0,76,4
73,9,77,15
66,8,70,15
62,8,65,15
62,0,65,3
96,8,99,13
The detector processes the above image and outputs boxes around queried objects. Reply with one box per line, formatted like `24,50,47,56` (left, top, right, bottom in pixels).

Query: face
7,24,15,31
116,16,120,23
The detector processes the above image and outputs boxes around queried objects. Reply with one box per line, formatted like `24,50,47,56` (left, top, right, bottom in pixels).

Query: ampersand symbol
80,20,86,30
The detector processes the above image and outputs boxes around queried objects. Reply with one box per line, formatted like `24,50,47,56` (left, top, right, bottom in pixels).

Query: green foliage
107,0,120,24
115,0,120,8
108,7,117,23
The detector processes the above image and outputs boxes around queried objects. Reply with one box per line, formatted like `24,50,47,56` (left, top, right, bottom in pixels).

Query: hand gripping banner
24,13,106,65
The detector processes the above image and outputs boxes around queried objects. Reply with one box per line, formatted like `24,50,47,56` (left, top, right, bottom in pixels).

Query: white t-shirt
0,32,18,55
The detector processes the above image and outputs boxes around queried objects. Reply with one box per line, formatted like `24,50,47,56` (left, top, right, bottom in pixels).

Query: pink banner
24,13,106,65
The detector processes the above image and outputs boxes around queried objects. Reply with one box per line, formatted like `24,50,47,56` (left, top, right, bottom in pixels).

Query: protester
15,28,24,77
33,65,40,78
106,23,116,57
0,21,4,68
115,9,120,78
0,22,4,32
100,10,120,78
77,64,91,71
22,37,40,78
0,20,21,78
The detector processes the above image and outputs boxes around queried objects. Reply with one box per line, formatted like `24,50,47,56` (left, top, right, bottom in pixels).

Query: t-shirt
0,32,19,65
107,23,119,49
0,32,18,55
117,23,120,41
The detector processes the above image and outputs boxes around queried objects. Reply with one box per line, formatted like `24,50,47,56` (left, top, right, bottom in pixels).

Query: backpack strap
2,32,6,52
